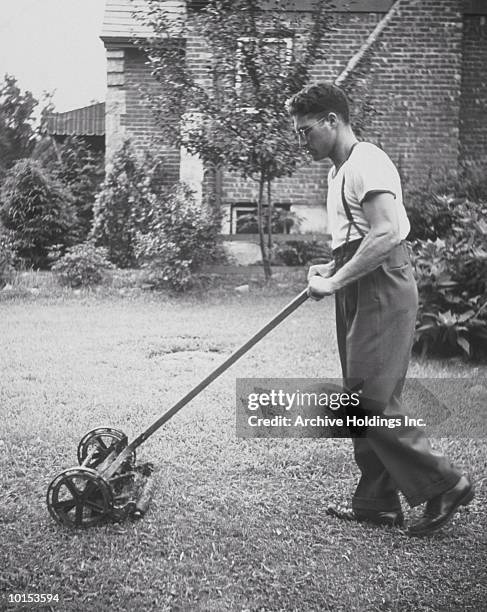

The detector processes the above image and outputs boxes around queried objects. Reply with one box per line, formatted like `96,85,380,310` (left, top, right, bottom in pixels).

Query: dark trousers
334,240,460,510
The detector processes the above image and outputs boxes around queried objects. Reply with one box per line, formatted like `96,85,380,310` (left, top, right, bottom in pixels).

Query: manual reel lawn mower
46,427,152,528
46,289,309,528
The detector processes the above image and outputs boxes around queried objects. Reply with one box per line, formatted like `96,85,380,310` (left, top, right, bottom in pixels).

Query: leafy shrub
52,242,114,288
405,164,487,241
450,162,487,203
0,159,78,268
135,183,224,291
275,239,333,266
411,198,487,360
406,194,459,241
91,141,161,268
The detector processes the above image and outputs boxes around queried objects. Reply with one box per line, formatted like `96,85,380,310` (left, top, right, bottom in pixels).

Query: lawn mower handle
102,288,309,480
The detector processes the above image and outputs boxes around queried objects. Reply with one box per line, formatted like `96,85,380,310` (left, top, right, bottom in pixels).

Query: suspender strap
341,176,366,239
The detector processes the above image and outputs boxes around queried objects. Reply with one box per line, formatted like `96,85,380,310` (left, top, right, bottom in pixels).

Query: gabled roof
100,0,185,43
45,103,105,137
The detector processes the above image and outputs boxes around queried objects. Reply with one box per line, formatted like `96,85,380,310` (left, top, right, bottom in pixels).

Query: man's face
293,112,336,161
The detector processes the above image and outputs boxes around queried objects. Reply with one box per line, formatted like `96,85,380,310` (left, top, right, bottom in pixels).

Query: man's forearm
330,231,400,291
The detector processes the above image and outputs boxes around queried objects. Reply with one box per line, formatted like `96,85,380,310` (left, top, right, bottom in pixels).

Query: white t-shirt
327,141,410,250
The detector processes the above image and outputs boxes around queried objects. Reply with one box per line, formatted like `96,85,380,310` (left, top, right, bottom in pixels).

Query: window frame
230,202,292,235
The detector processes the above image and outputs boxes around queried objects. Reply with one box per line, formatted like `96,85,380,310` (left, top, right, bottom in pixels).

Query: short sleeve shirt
327,142,411,250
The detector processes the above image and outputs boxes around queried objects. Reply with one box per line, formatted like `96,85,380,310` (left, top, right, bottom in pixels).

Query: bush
406,193,459,241
0,159,78,268
405,164,487,241
52,242,114,288
91,141,161,268
403,165,487,360
411,198,487,361
274,239,332,266
451,162,487,203
135,183,224,291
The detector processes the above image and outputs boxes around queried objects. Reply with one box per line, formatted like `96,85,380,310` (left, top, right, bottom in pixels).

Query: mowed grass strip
0,291,486,612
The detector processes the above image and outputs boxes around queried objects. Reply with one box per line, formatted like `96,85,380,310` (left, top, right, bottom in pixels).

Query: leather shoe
408,476,474,537
326,506,404,527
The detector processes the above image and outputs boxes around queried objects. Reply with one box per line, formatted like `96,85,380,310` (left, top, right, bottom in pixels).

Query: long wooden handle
133,288,309,446
102,289,309,478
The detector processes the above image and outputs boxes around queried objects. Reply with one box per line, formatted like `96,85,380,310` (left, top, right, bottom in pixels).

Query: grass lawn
0,282,486,611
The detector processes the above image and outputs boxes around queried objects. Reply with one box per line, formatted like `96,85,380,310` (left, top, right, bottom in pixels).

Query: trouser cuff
405,475,461,507
352,495,402,513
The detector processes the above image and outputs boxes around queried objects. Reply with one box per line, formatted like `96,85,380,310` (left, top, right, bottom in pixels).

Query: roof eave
100,35,148,46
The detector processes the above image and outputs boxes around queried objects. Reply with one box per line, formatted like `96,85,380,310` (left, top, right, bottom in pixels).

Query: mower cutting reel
46,289,309,528
77,427,136,470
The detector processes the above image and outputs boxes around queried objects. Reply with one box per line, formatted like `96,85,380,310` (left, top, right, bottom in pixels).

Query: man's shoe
408,476,474,537
326,506,404,527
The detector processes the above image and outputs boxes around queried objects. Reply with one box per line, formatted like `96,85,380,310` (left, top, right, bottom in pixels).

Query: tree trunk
267,179,273,252
257,175,272,281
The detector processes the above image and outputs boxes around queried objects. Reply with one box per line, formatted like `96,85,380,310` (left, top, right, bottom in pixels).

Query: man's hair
286,82,350,123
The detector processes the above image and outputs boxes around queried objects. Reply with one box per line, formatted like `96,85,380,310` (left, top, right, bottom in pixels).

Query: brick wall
459,14,487,168
123,48,181,184
355,0,464,186
105,46,180,184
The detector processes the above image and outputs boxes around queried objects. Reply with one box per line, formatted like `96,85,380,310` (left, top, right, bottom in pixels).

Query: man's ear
327,112,339,127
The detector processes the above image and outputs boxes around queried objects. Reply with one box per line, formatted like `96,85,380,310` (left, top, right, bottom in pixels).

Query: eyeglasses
296,116,326,145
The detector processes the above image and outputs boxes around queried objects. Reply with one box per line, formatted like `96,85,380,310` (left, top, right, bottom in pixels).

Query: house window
231,202,293,234
235,35,293,97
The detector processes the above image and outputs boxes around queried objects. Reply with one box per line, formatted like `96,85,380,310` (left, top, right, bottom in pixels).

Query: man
286,82,473,536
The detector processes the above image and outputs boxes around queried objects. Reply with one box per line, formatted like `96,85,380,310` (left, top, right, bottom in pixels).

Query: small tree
0,75,38,179
139,0,336,280
0,159,78,268
48,136,104,240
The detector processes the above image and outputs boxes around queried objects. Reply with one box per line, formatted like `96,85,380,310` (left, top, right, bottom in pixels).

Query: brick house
99,0,487,254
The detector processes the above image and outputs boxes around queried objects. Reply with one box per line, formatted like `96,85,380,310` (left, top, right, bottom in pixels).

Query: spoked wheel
46,467,113,528
77,427,135,469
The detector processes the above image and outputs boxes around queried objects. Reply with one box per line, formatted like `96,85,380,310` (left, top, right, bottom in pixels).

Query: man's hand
307,261,337,300
307,261,335,281
307,275,337,300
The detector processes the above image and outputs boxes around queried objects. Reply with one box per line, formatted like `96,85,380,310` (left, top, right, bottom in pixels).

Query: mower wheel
77,427,135,469
46,467,113,528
